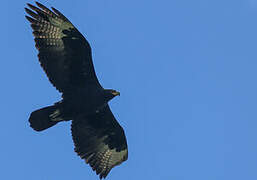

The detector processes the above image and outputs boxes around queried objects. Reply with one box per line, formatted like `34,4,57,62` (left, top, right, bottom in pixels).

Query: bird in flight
25,2,128,179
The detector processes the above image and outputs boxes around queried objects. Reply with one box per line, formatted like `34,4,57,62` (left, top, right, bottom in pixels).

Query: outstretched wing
71,105,128,179
25,2,102,93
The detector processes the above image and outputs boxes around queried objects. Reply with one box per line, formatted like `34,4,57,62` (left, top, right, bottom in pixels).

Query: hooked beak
112,91,120,96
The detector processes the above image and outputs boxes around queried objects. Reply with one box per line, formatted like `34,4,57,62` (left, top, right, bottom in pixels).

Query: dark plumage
25,2,128,179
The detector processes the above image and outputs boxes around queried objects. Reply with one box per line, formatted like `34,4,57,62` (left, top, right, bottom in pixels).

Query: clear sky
2,0,257,179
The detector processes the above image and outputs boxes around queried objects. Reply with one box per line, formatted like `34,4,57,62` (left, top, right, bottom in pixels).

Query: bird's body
62,88,112,115
25,2,128,179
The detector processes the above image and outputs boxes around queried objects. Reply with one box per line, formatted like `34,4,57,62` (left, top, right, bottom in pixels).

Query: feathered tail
29,103,66,131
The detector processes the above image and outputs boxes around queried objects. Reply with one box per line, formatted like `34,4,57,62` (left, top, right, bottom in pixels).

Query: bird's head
103,89,120,101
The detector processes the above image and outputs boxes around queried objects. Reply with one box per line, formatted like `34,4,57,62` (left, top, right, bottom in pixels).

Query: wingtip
27,3,37,13
24,7,31,14
35,1,47,10
26,3,36,10
24,7,38,18
51,7,57,12
25,15,36,23
34,1,42,6
35,1,43,8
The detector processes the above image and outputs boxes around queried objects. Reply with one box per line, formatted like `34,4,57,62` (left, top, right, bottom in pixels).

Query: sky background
2,0,257,179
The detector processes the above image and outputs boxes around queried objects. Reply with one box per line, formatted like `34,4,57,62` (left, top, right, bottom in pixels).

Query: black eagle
25,2,128,179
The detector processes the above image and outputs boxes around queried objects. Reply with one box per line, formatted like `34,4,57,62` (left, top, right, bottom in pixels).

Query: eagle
25,2,128,179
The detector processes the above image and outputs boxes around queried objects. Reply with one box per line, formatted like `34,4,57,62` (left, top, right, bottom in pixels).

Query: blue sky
2,0,257,179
